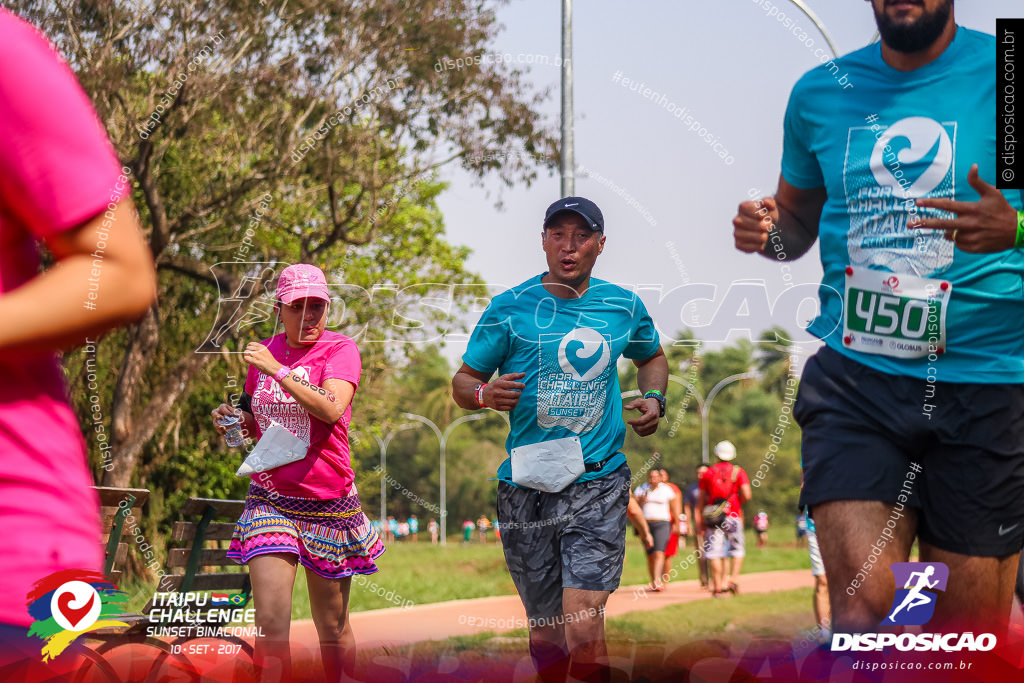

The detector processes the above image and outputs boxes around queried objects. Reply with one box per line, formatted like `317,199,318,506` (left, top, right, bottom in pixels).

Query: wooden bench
80,495,254,680
93,486,150,587
160,497,251,597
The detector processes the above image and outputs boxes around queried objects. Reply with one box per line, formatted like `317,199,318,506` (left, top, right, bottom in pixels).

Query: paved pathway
308,569,814,650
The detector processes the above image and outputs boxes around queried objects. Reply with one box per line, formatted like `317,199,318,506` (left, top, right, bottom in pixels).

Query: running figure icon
887,565,939,623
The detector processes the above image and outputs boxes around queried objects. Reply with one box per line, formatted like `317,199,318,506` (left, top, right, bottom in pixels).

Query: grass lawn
296,529,813,619
116,529,814,620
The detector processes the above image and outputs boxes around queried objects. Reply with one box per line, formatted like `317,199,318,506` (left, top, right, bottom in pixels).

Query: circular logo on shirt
557,328,610,382
869,116,952,198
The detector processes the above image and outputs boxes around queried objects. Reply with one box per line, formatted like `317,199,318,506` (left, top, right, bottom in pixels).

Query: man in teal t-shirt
452,196,668,681
733,0,1024,636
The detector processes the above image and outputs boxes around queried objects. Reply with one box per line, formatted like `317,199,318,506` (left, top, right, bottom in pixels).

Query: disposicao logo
831,562,996,653
884,561,948,626
26,569,129,660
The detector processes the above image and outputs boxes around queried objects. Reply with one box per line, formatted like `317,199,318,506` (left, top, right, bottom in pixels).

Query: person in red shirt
696,441,752,596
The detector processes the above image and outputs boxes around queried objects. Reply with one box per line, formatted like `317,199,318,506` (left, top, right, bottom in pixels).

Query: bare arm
624,347,668,436
279,375,355,425
0,199,156,353
670,491,683,534
242,341,356,425
451,362,525,411
733,174,826,261
627,493,654,550
696,489,707,531
739,482,753,506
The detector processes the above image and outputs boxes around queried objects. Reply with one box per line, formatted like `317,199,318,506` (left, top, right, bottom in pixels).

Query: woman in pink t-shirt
214,264,382,681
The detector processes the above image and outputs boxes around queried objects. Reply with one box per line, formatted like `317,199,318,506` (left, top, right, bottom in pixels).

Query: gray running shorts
496,463,630,621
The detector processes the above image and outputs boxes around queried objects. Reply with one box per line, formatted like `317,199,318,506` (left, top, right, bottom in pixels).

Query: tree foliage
12,0,558,493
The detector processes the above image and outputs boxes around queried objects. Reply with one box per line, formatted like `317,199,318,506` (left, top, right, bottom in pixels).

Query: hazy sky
434,0,1022,364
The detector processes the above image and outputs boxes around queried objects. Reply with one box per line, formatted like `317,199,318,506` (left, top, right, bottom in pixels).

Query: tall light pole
667,371,756,464
372,423,416,527
403,411,509,546
560,0,574,196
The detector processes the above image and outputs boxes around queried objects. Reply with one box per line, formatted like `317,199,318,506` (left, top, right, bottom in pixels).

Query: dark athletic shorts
796,345,1024,557
497,463,630,621
646,521,671,554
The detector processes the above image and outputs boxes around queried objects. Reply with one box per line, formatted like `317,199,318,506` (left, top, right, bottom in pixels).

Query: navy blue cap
543,196,604,232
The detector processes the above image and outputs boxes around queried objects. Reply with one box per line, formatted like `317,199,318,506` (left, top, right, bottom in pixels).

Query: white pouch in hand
235,421,310,476
510,436,585,493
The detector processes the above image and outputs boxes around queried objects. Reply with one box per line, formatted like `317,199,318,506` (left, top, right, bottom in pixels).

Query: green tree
756,326,795,396
11,0,559,487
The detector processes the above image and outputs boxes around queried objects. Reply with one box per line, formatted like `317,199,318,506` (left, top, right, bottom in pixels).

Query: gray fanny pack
510,436,585,493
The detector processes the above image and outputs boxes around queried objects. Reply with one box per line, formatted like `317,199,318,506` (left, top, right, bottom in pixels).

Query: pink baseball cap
276,264,330,304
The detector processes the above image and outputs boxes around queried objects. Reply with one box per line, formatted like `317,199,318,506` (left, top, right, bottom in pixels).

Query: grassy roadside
118,529,814,619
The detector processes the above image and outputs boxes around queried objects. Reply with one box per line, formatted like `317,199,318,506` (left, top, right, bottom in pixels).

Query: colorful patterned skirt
227,482,385,579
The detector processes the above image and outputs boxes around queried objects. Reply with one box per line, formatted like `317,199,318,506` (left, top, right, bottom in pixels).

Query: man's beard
874,1,953,53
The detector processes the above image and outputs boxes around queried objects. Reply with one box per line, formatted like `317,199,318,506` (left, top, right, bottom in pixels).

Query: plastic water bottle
217,415,245,447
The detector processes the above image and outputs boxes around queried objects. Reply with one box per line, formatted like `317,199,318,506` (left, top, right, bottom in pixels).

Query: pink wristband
274,366,291,382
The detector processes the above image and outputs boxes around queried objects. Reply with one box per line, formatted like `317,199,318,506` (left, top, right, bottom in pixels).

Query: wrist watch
644,390,666,417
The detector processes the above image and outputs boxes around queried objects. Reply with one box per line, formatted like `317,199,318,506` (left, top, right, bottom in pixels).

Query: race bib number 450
842,267,950,359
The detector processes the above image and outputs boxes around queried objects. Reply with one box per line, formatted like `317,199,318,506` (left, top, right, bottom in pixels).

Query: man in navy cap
452,196,668,681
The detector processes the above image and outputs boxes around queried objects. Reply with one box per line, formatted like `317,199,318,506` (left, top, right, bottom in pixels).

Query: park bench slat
166,548,232,568
171,521,236,541
180,498,245,517
93,486,150,508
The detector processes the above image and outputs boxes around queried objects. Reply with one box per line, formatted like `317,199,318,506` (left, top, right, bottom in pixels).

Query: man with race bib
453,196,668,681
734,0,1024,634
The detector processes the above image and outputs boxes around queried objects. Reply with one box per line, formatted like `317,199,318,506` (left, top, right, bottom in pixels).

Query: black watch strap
644,391,666,417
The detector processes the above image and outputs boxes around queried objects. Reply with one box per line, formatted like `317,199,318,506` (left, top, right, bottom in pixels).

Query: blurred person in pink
0,7,156,668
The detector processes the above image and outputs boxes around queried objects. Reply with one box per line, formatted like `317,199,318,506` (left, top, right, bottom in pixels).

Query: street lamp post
402,411,509,546
560,0,574,195
786,0,839,58
372,423,417,528
667,371,756,464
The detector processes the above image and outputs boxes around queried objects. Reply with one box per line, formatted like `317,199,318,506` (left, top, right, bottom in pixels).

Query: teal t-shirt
782,27,1024,383
462,274,661,484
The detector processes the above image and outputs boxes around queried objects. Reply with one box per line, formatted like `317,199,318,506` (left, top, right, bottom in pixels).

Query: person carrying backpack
696,441,752,596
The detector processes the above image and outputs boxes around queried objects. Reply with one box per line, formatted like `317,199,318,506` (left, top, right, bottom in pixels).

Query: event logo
869,117,952,198
26,569,128,661
883,562,948,626
846,116,956,275
557,328,610,382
